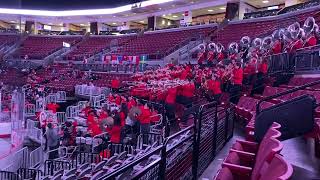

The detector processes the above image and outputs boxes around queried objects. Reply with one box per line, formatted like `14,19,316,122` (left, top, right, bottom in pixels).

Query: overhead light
168,21,171,26
182,14,185,16
162,20,165,25
208,9,214,12
219,7,226,10
113,15,116,18
10,20,15,23
48,23,53,25
162,14,166,17
267,5,279,10
262,0,269,3
59,23,63,26
158,8,162,10
112,22,117,25
80,24,84,26
139,21,144,23
172,15,178,18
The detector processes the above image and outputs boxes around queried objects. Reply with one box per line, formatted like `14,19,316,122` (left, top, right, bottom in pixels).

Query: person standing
46,123,60,159
230,63,243,104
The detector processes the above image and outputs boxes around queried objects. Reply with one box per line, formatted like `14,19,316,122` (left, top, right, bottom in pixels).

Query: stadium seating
215,123,293,180
0,34,19,47
112,26,215,58
14,36,81,59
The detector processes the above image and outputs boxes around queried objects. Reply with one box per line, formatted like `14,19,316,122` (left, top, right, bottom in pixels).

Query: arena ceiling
0,0,285,26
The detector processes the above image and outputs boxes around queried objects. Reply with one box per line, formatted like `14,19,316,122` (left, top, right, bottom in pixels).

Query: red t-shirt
165,87,177,104
127,99,137,110
182,83,195,97
207,80,222,95
111,79,120,89
290,39,303,52
305,36,317,47
47,103,59,113
233,68,243,85
110,126,121,143
138,107,152,124
198,52,205,64
272,40,282,54
119,112,126,127
258,63,268,74
207,51,215,62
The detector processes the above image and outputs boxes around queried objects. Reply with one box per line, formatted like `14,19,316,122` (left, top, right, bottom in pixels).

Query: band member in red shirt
165,86,177,121
180,80,195,108
207,49,215,67
138,103,152,134
47,102,60,113
229,63,243,104
206,75,222,103
111,77,120,92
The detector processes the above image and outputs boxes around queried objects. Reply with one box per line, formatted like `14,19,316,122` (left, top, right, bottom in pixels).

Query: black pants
165,103,175,121
49,144,59,159
229,84,242,104
179,96,193,108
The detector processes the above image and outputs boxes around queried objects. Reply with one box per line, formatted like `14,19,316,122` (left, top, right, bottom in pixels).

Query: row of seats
217,8,319,47
215,122,293,180
14,36,81,59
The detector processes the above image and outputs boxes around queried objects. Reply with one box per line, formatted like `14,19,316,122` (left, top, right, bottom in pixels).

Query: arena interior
0,0,319,179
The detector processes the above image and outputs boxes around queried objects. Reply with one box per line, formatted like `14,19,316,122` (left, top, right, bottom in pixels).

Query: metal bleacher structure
0,4,320,180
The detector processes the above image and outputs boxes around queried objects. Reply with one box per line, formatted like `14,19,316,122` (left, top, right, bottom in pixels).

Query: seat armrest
235,140,258,152
222,162,252,176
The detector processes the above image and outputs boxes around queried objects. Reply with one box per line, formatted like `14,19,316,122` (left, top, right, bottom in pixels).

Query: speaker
225,2,239,20
90,22,98,35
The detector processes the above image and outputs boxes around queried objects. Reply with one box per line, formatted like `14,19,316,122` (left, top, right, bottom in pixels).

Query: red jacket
233,68,243,85
207,80,222,95
127,99,136,110
165,87,177,104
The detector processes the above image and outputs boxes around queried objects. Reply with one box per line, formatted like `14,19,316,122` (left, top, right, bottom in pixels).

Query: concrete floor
199,126,320,180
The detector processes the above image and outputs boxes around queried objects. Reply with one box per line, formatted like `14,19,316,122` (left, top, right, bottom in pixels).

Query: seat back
214,167,234,180
252,138,283,180
258,154,293,180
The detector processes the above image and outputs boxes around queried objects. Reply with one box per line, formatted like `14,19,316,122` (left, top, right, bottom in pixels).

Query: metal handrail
256,79,320,114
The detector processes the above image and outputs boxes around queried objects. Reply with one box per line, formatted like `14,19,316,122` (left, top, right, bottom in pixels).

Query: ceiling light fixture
172,15,178,18
80,24,84,26
262,0,269,3
10,20,15,23
112,22,117,25
139,21,144,23
208,9,213,12
219,7,226,10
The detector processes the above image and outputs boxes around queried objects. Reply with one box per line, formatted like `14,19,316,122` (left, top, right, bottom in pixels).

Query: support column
25,21,34,34
90,22,98,35
147,16,155,31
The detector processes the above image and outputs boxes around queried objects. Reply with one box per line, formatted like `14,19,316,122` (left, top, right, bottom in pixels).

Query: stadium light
0,0,173,16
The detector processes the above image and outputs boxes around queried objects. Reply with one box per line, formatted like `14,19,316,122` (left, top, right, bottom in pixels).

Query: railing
0,171,21,180
97,102,234,180
74,63,143,73
2,147,29,172
29,147,44,168
256,79,320,114
17,168,43,180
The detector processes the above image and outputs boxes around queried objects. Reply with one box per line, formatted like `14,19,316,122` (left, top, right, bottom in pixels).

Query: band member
229,63,243,104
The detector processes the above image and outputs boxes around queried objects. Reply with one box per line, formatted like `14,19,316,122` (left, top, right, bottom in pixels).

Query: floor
199,125,320,180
